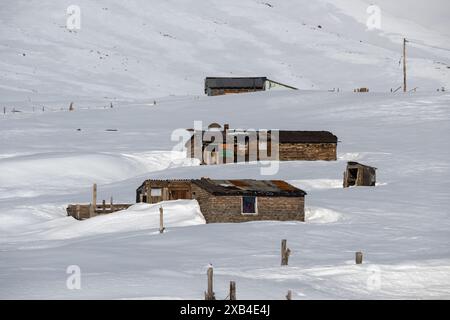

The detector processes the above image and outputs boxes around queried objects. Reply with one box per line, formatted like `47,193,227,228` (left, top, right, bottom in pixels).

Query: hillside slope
1,0,449,102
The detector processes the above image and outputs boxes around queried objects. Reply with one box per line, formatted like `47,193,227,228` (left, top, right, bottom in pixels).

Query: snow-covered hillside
1,0,450,299
1,0,449,102
1,90,449,299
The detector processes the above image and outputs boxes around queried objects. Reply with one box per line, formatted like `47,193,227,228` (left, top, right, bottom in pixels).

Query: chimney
224,123,229,132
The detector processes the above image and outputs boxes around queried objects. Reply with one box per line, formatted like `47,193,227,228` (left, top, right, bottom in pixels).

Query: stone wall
187,141,337,163
191,184,305,223
279,143,336,161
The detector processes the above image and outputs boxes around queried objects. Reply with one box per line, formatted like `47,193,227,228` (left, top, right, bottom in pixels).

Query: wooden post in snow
92,183,97,208
3,107,5,114
110,196,114,212
90,183,97,217
69,102,74,111
281,239,291,266
286,290,292,300
102,200,106,213
159,206,165,233
403,38,407,92
356,251,363,264
229,281,236,300
204,266,215,300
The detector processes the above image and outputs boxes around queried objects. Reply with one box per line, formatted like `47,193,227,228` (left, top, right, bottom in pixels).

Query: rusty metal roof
137,178,306,197
192,178,306,197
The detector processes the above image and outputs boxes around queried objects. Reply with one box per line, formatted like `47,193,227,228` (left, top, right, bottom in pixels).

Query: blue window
242,196,257,214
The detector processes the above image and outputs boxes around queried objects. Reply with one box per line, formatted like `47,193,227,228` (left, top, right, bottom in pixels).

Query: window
242,196,257,214
151,188,162,197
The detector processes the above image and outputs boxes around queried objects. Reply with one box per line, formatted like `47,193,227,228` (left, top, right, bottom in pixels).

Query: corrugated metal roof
192,178,306,197
137,178,306,197
271,180,299,191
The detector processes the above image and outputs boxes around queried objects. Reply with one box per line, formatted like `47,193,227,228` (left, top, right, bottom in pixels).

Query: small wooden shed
343,162,377,188
136,180,192,203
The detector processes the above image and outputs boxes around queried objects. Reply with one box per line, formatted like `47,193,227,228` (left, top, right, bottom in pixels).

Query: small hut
343,162,377,188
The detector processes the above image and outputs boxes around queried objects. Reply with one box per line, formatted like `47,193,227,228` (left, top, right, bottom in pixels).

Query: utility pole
403,38,407,92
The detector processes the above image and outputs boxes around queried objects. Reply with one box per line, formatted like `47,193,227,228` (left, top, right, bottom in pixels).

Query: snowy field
1,0,450,299
1,90,449,299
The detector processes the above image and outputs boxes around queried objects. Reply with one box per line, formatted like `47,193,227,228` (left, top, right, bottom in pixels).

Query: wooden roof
347,162,377,170
186,129,338,144
278,131,338,143
205,77,267,90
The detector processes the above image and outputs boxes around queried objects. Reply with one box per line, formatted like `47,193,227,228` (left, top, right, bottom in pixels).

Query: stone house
185,123,338,164
136,178,306,223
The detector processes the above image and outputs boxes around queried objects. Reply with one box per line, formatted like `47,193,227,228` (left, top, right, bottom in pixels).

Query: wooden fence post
89,183,97,217
159,206,165,233
356,251,363,264
205,266,215,300
69,102,74,111
281,239,291,266
92,183,97,207
286,290,292,300
102,200,106,213
229,281,236,300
